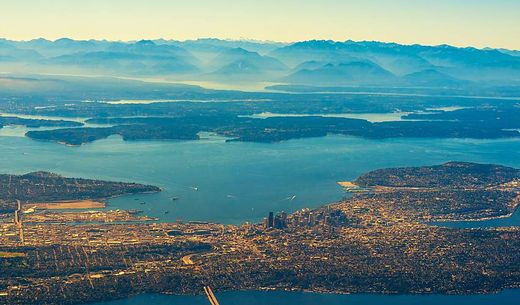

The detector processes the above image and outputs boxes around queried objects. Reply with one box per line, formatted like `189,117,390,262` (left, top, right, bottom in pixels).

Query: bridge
204,286,220,305
14,200,24,244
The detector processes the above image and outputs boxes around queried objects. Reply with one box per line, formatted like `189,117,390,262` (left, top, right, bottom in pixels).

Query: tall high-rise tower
267,212,274,228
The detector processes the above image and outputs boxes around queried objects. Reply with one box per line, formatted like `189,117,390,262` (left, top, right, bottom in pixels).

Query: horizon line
1,36,518,52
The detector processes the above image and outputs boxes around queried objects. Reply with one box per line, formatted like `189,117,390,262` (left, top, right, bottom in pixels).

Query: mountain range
1,38,519,88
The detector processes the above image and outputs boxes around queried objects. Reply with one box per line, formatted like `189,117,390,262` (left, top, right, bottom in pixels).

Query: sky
1,0,519,49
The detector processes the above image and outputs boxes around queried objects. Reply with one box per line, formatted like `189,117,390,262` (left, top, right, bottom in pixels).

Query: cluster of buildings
262,207,349,230
288,207,349,228
263,211,288,229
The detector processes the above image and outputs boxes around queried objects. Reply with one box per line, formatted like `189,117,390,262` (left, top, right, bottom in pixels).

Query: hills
1,38,520,88
205,47,288,80
283,60,397,86
0,171,160,212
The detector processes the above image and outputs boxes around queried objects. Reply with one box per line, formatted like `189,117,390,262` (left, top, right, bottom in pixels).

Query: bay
2,132,520,304
0,134,519,224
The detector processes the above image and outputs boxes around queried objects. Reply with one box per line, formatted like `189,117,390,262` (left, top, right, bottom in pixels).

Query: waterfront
2,132,520,304
0,133,519,224
91,290,520,305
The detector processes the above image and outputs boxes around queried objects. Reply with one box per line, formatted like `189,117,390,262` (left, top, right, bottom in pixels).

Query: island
1,162,520,305
25,111,520,145
0,116,83,129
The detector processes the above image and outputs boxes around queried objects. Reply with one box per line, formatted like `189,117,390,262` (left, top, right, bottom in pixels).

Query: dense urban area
1,162,520,304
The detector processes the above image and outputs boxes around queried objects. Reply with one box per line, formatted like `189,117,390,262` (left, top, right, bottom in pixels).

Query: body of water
0,133,519,224
2,130,520,304
241,106,468,123
242,111,412,122
91,290,520,305
435,211,520,229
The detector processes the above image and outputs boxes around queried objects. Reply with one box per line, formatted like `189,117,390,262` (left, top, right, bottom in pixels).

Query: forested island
0,116,83,129
25,105,520,145
0,81,516,145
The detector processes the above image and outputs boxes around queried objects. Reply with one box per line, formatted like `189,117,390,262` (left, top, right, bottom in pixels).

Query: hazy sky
1,0,519,49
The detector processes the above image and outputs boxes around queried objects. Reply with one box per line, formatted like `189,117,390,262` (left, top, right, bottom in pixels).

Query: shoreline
86,285,520,305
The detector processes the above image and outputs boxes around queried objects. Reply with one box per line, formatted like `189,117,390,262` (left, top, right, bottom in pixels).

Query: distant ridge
1,38,519,86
